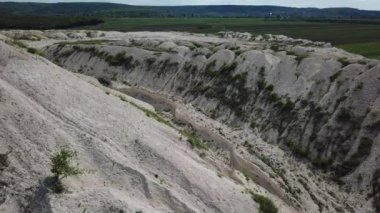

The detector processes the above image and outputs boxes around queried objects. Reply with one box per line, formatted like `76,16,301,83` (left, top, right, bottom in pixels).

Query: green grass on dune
88,18,380,59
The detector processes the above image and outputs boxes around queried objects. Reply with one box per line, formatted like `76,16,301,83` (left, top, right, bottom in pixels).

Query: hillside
0,2,380,18
1,29,378,212
0,33,263,212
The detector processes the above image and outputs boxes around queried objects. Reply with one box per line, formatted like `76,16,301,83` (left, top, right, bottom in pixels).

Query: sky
1,0,380,10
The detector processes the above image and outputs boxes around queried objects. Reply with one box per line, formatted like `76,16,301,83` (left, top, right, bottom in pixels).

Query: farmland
89,18,380,59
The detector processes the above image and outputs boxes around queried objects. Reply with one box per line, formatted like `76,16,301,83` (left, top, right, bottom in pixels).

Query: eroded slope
0,38,267,212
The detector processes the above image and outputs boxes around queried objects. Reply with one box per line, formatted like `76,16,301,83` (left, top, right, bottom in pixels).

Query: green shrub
250,191,278,213
50,147,81,193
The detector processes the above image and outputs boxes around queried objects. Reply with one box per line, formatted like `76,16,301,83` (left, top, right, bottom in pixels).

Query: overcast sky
2,0,380,10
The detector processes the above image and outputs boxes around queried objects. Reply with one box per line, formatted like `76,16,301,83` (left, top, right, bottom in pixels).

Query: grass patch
180,129,208,149
337,57,351,67
27,47,37,54
286,51,307,64
249,191,278,213
338,42,380,60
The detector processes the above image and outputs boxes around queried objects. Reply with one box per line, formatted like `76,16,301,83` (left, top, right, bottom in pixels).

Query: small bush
250,191,278,213
0,150,11,172
145,57,156,66
265,84,274,92
50,147,81,193
27,47,37,54
270,45,279,52
355,82,364,90
97,77,111,87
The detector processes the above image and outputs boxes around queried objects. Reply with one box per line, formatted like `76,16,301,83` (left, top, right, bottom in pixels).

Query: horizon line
1,1,379,12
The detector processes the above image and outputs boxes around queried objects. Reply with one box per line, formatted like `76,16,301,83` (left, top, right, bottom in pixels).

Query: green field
89,18,380,59
338,42,380,60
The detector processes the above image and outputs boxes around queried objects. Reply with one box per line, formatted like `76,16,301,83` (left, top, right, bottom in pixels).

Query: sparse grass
249,191,278,213
286,51,306,64
12,40,27,48
285,140,309,158
118,95,174,128
58,39,110,45
312,157,332,170
180,129,208,149
337,57,351,67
